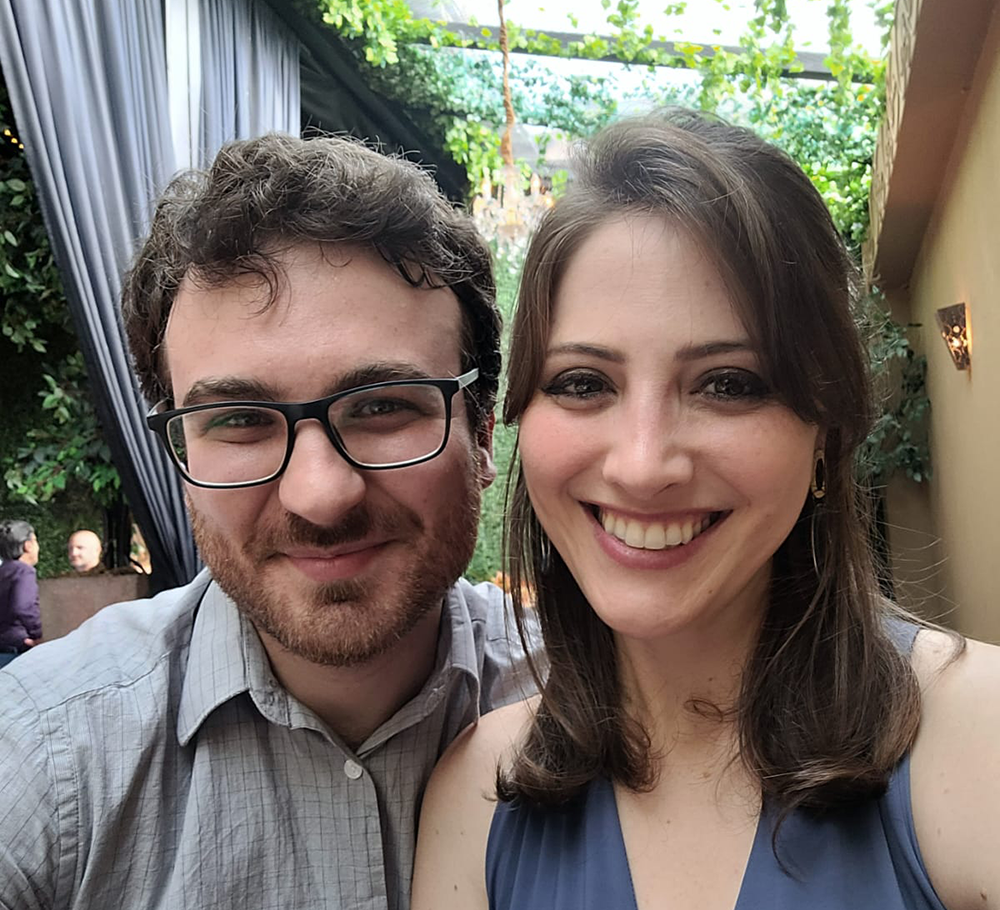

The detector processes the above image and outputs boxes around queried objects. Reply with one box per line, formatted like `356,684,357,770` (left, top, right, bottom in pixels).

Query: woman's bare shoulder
434,694,539,786
910,629,1000,909
411,696,539,910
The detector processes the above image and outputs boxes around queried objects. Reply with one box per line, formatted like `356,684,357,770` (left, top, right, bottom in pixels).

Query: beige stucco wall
897,4,1000,641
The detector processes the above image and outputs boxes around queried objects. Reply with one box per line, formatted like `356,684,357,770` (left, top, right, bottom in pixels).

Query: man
0,519,41,667
66,528,103,573
0,135,532,909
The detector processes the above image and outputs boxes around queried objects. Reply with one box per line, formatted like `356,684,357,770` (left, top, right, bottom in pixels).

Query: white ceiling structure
410,0,884,57
406,0,886,171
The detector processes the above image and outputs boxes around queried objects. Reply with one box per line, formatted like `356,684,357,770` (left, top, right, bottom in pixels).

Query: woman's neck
615,590,766,767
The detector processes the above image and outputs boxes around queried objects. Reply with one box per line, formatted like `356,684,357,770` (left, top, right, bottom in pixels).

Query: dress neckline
606,775,767,910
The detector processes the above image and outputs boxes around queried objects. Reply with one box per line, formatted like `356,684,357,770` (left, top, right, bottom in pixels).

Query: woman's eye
541,371,611,402
699,370,770,402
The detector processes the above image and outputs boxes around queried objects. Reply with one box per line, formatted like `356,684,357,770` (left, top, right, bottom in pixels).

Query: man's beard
189,463,482,668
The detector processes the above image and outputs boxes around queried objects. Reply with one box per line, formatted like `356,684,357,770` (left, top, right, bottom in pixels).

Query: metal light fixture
471,0,554,250
935,302,971,371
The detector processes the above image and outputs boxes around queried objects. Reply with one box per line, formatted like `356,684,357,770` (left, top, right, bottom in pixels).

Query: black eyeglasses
146,369,479,489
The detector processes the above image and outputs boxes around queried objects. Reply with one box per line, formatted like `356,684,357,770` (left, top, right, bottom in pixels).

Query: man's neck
255,604,444,750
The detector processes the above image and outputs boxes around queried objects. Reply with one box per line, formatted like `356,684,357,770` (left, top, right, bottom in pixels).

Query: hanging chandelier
471,0,554,250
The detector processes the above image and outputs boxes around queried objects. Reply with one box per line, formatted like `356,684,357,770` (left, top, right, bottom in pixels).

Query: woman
412,110,1000,909
0,519,42,668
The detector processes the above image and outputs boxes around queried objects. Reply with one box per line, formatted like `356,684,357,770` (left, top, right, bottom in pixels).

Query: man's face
67,531,102,572
162,244,494,667
20,534,39,568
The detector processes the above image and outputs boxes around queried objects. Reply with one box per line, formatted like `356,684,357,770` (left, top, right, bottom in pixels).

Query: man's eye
699,370,770,401
350,398,418,419
205,409,273,430
541,371,612,402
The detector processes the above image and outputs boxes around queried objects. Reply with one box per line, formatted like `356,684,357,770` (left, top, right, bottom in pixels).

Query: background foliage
313,0,924,582
1,1,921,583
0,79,114,577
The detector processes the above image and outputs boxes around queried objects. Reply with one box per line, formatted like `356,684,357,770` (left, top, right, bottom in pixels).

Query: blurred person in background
0,519,41,668
67,528,103,573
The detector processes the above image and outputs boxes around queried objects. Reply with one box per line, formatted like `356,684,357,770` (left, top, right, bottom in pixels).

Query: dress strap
883,617,920,656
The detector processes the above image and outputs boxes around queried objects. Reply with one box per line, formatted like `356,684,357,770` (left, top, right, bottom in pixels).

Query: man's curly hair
122,133,500,434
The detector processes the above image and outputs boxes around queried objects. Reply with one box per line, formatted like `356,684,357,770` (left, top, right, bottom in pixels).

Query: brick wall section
865,0,921,274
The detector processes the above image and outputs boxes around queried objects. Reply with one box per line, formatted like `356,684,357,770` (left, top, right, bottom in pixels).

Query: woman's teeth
599,510,716,550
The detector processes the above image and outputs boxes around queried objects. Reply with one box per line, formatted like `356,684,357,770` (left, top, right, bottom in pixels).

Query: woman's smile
591,505,727,551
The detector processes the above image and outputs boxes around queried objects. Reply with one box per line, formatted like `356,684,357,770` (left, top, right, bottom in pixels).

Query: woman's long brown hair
497,109,944,819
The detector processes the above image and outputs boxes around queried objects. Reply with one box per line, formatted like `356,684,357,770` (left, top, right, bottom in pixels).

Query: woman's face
518,215,820,642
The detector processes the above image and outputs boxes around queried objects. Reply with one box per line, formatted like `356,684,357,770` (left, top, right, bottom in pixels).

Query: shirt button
343,759,364,780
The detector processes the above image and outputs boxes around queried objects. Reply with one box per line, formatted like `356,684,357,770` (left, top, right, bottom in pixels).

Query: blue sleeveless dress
486,627,948,909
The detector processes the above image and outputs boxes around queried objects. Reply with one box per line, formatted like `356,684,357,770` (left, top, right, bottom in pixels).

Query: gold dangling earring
811,449,827,500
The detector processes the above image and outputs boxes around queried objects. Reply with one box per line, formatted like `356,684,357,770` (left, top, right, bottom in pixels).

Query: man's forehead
161,244,466,403
167,244,463,324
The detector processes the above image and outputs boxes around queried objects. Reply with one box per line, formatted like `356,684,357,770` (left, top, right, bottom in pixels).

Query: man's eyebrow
335,363,435,391
179,363,437,407
182,378,274,406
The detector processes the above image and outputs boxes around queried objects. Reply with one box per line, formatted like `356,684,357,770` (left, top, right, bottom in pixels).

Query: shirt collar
176,574,484,749
356,581,483,753
177,578,283,745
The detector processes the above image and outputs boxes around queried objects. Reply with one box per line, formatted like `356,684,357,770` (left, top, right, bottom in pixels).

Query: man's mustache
248,505,423,554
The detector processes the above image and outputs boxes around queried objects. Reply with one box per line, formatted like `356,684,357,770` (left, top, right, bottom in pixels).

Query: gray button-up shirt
0,570,535,910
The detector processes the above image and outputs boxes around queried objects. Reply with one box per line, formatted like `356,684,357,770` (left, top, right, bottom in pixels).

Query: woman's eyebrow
545,342,625,363
674,340,754,361
545,340,754,364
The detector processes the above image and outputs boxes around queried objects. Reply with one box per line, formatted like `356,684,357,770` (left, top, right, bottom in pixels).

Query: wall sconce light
935,303,971,370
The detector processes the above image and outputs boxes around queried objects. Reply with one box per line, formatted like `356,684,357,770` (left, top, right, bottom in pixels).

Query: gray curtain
0,0,197,590
199,0,300,164
0,0,301,591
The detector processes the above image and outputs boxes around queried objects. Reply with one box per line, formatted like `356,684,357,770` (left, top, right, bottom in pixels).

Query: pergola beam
427,21,846,82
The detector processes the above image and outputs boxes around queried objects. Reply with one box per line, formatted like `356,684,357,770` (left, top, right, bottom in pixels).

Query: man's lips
282,540,386,559
281,540,390,582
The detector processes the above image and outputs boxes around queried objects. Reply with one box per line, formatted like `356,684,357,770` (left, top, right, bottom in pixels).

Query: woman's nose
600,403,695,498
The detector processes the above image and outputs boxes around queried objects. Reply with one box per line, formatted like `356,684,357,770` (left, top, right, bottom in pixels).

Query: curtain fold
199,0,300,165
0,0,300,590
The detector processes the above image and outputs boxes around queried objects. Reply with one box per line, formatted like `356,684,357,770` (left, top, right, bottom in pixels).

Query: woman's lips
595,507,726,550
586,505,730,570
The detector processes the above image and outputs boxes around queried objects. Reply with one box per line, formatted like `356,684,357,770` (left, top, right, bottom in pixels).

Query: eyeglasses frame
146,368,480,489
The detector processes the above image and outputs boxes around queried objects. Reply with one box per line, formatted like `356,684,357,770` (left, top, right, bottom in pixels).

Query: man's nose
600,401,696,498
277,421,367,526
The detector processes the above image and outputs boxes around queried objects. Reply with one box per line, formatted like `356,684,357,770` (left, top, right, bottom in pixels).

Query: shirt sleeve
9,566,42,641
0,674,61,910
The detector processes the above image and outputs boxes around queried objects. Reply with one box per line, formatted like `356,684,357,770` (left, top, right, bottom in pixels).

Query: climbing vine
307,0,924,581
